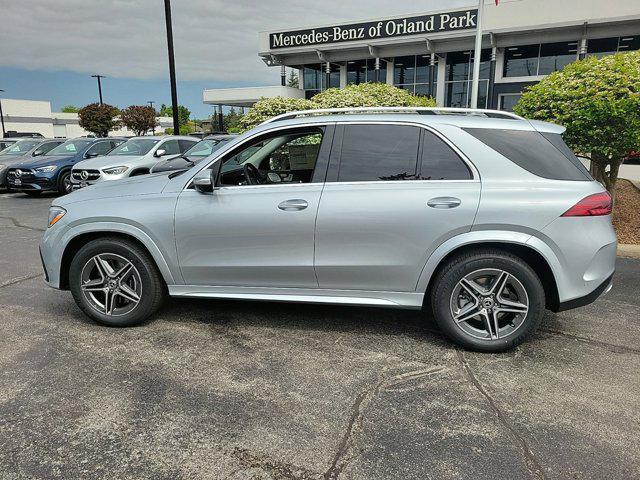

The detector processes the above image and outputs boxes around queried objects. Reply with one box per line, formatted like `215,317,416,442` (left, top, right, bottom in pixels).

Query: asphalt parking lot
0,192,639,480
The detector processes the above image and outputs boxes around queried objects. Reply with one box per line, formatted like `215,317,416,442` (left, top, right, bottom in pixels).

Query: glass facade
503,42,578,77
444,49,491,108
393,55,437,97
588,35,640,57
303,64,340,98
346,59,387,85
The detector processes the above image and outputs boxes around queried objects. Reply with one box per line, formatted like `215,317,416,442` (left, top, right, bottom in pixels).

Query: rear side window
463,128,591,181
540,132,593,179
420,131,471,180
178,139,197,153
338,125,420,182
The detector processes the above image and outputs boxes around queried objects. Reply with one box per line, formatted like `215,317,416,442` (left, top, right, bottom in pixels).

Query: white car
71,135,198,188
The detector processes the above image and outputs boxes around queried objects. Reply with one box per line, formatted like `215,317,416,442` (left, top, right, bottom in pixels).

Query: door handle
278,199,308,211
427,197,461,209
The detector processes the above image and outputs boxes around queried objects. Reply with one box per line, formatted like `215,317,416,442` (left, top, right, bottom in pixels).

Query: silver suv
40,108,616,352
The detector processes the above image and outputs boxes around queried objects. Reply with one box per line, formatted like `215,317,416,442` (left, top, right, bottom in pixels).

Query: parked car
71,135,198,188
0,138,65,189
39,107,616,352
150,134,237,173
0,138,19,151
6,137,124,196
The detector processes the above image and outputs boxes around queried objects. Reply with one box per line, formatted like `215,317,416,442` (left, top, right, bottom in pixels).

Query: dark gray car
0,138,64,188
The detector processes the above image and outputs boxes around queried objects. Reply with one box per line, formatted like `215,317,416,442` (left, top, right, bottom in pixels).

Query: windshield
0,139,40,155
108,139,159,156
48,139,92,156
184,138,228,158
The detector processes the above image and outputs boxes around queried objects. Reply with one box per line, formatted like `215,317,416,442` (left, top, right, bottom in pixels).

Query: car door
314,122,481,292
174,125,333,288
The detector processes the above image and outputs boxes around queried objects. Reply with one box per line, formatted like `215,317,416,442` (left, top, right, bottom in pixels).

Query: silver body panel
41,112,616,310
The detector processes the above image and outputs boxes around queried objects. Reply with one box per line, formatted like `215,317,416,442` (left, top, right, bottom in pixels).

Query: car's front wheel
69,237,165,327
431,249,545,352
57,171,73,195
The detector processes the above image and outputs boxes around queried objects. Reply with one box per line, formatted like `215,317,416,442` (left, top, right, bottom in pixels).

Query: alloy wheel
80,253,142,316
449,268,529,340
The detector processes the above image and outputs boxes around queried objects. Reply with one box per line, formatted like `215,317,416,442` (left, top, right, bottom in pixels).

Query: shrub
238,83,436,132
514,51,640,195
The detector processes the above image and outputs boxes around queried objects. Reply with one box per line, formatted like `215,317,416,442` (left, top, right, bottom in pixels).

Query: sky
0,0,471,118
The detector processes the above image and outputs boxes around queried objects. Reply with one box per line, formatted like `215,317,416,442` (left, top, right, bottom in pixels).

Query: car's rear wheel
431,249,545,352
57,171,73,195
69,237,165,327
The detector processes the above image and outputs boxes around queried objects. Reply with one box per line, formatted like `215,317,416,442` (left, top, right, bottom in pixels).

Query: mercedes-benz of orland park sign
270,9,478,49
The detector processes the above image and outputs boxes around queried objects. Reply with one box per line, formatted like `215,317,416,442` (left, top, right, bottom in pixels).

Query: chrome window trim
182,119,479,191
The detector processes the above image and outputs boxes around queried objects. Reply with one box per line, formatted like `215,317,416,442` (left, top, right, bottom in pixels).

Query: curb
617,244,640,259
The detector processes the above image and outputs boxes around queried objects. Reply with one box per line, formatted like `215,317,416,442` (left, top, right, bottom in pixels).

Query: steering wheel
243,163,266,185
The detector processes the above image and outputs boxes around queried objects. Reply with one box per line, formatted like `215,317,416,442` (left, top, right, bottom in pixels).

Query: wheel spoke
94,255,114,277
104,289,114,314
453,303,482,323
490,271,509,296
81,279,105,292
460,278,486,297
117,283,140,303
113,262,133,281
480,309,498,340
496,297,528,312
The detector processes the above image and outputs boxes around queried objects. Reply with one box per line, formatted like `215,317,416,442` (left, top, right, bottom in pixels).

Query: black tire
69,237,165,327
431,249,545,352
57,170,72,195
24,191,42,197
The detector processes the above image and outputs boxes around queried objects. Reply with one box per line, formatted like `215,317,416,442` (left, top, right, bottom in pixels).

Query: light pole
163,0,180,135
91,74,105,105
470,0,485,109
147,100,155,110
0,89,5,137
148,101,156,134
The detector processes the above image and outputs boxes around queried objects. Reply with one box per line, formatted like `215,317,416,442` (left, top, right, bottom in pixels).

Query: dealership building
203,0,640,112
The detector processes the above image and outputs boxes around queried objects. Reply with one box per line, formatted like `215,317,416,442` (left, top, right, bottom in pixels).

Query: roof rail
261,106,525,125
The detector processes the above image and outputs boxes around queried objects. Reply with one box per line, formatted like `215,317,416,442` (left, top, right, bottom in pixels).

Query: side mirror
33,149,44,157
193,159,222,194
154,149,166,157
85,151,99,158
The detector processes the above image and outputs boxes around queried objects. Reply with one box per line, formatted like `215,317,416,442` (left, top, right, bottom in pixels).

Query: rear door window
161,140,180,155
463,128,591,181
338,124,420,182
420,131,472,180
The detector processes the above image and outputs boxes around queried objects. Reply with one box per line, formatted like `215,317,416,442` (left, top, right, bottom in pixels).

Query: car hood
74,155,142,170
0,154,30,165
56,171,172,206
10,155,73,169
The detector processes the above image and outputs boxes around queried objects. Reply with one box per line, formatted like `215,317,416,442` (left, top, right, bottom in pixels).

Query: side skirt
167,285,424,309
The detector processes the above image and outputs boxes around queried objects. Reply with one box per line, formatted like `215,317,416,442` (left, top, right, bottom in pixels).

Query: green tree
78,103,120,137
120,105,158,136
223,107,244,133
238,83,436,132
514,51,640,196
61,105,79,113
159,104,190,126
287,69,299,88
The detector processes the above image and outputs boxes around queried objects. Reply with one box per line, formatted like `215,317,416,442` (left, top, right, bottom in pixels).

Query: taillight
562,192,612,217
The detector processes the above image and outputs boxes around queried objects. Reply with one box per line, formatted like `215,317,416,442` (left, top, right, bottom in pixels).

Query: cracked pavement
0,192,639,479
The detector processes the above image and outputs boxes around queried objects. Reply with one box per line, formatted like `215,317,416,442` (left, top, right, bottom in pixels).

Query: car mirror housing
193,172,213,193
33,149,44,157
85,152,99,158
155,149,166,157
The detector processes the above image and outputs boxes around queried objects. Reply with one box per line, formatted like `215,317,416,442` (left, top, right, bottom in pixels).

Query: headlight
48,206,66,228
102,166,128,175
35,165,58,173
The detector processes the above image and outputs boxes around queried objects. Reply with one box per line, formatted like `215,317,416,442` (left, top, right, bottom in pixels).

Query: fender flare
58,221,178,285
415,229,565,296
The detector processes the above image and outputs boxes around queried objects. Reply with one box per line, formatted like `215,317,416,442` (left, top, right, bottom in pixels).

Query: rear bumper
556,273,613,312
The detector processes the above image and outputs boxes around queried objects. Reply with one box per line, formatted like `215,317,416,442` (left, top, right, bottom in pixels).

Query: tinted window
86,141,113,157
178,139,197,153
463,128,590,181
338,125,420,182
540,132,593,179
48,139,92,155
37,141,62,155
420,132,471,180
161,140,180,155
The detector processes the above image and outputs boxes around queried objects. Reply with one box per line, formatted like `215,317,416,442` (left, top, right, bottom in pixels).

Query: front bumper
6,169,57,192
